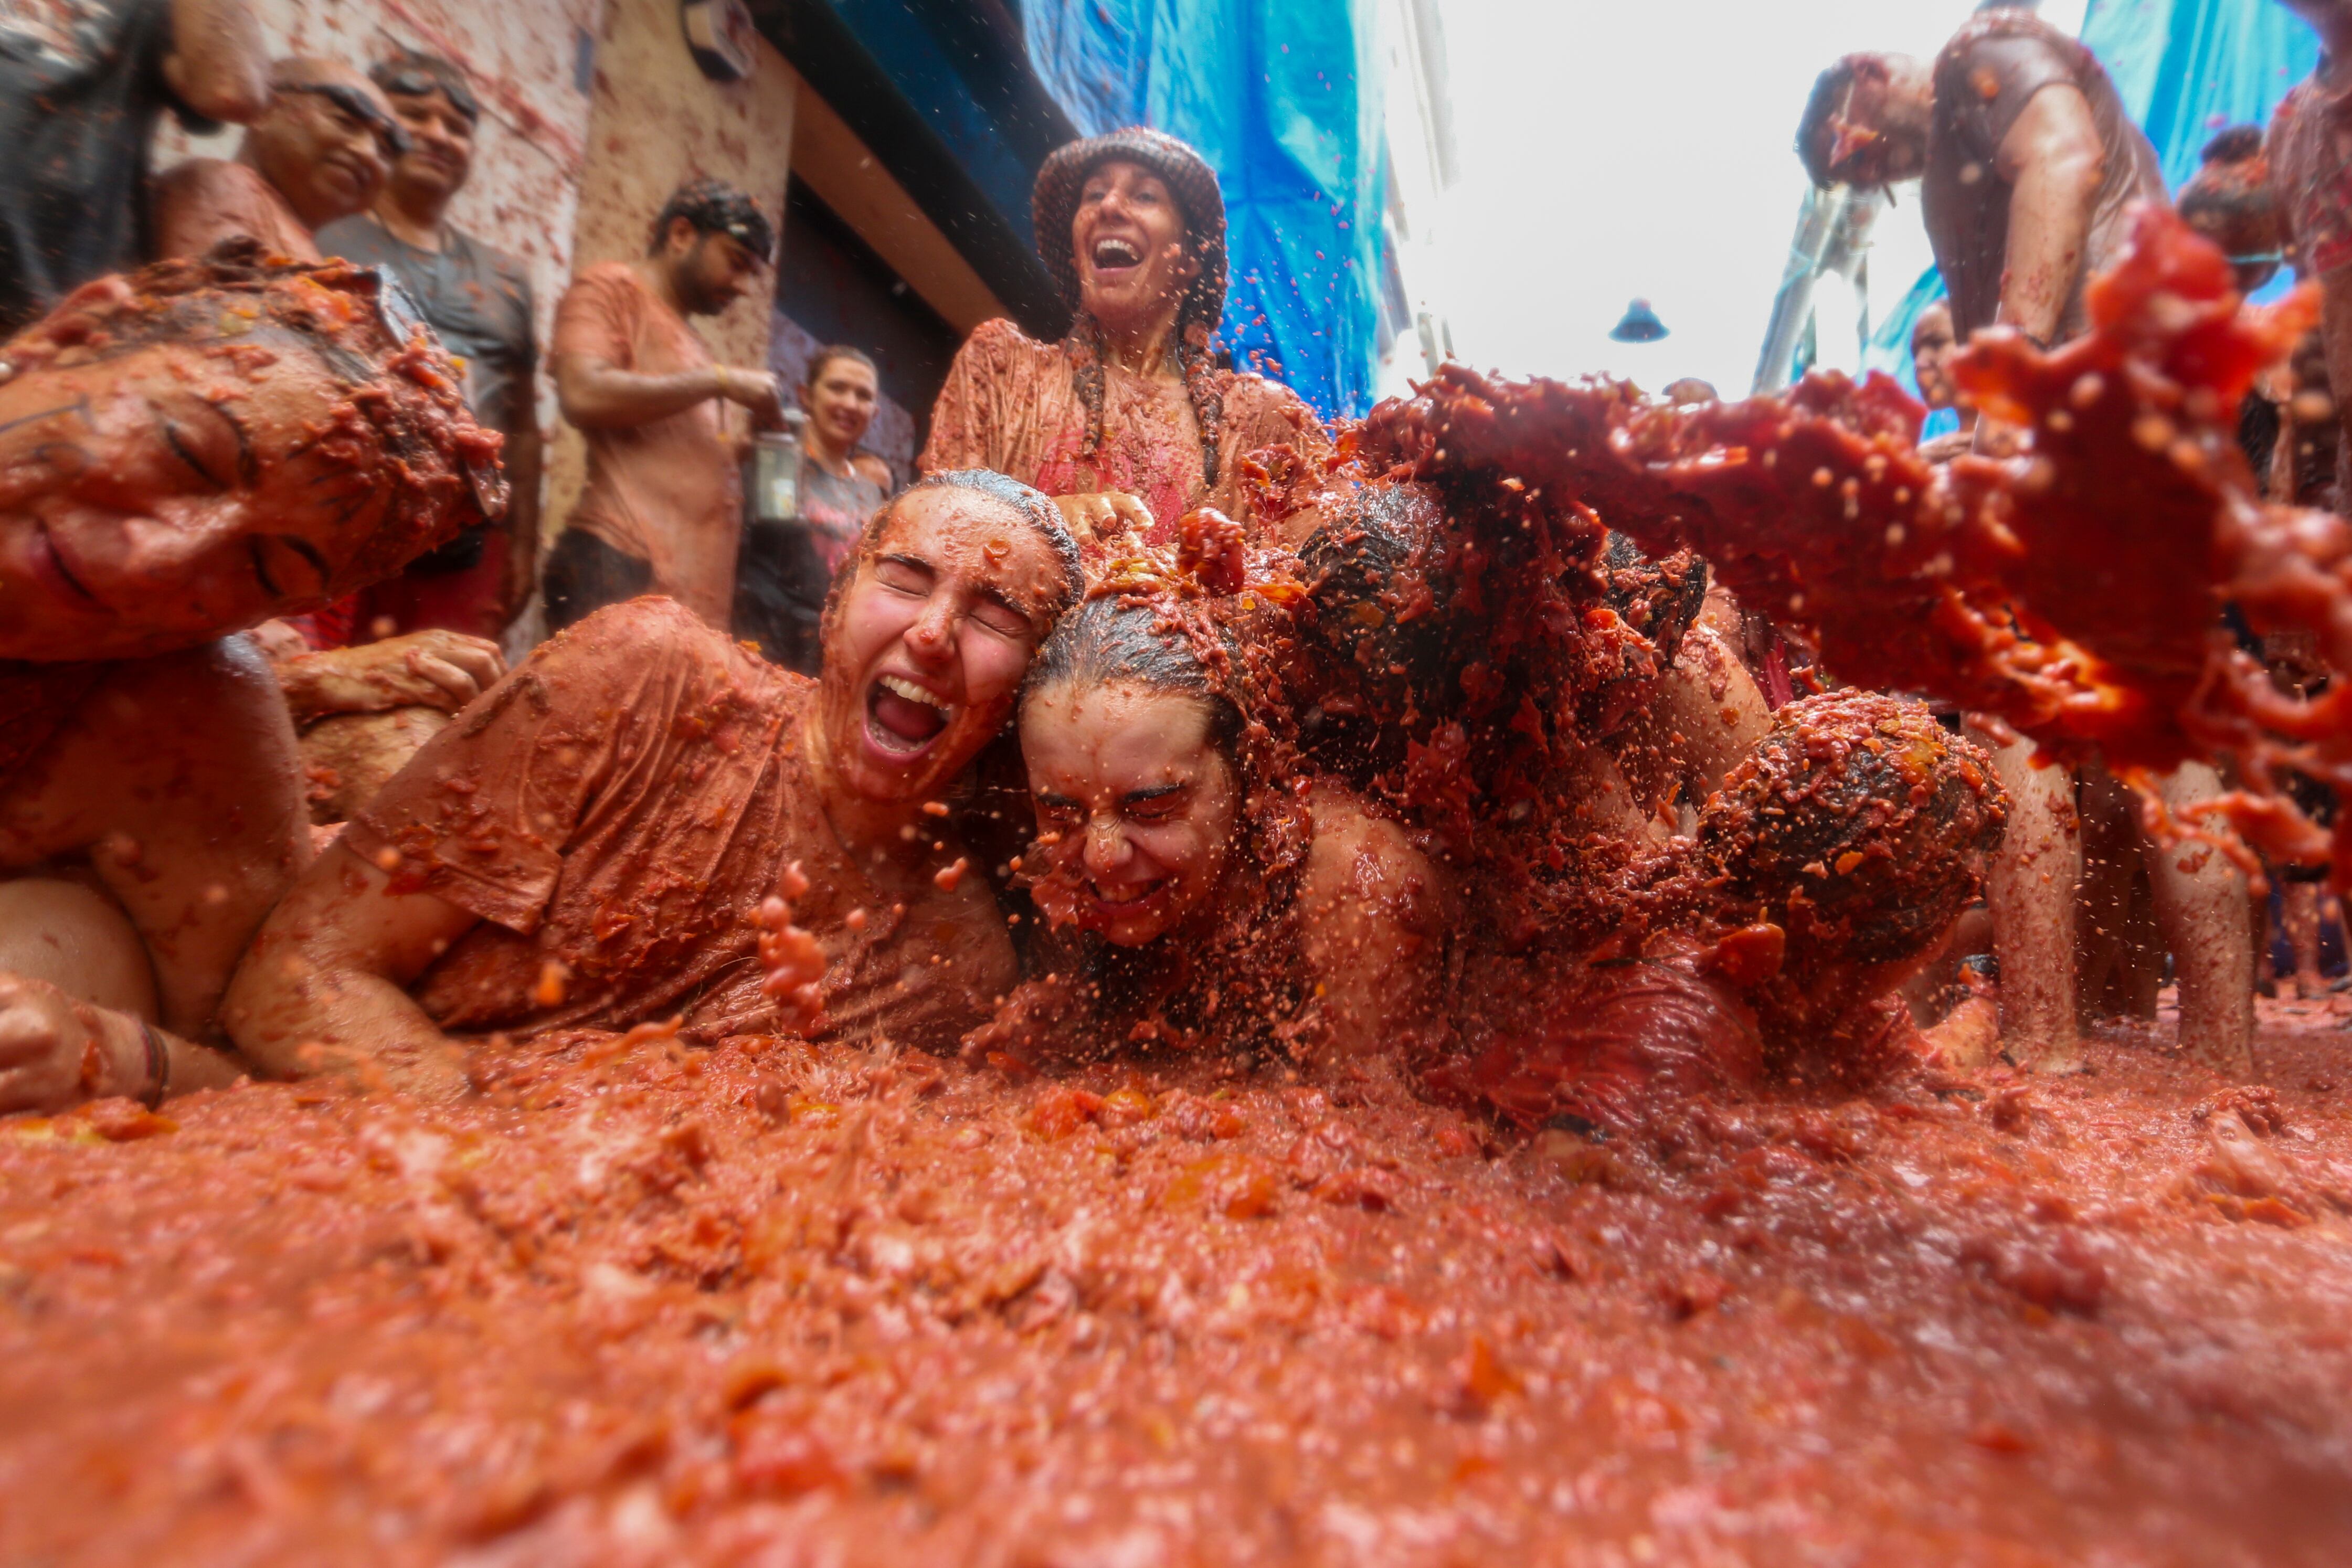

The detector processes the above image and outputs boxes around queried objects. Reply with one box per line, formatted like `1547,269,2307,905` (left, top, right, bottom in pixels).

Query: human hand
1175,506,1246,594
279,631,507,722
1053,491,1155,541
755,862,828,1037
1915,430,1975,466
716,366,788,427
1966,416,2026,460
0,972,138,1115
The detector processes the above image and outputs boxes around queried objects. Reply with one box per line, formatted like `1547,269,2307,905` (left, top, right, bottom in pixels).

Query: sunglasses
378,68,482,125
277,81,412,160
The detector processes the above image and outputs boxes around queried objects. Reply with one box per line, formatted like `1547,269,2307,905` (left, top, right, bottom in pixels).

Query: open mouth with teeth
1084,876,1169,923
866,672,954,758
1089,237,1143,273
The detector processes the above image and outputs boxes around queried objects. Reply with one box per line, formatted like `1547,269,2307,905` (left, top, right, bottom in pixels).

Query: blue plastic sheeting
2081,0,2319,189
1865,1,2319,397
1860,265,1949,412
1019,0,1386,419
822,0,1050,251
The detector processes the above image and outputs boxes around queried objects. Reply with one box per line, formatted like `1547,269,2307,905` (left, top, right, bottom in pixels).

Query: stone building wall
160,0,801,569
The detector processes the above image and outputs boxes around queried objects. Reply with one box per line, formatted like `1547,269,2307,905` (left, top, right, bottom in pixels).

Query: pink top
919,318,1331,543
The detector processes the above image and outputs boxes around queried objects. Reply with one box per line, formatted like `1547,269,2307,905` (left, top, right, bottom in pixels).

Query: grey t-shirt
1921,10,2167,342
315,214,537,438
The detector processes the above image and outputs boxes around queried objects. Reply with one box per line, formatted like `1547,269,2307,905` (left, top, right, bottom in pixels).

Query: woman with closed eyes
967,577,1449,1071
0,240,502,1114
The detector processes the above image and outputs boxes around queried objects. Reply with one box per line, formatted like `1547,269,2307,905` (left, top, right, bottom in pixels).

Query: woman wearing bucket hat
921,128,1332,548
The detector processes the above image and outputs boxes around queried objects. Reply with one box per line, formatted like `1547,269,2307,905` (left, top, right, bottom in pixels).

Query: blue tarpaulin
2081,0,2318,189
1018,0,1386,419
1864,0,2319,394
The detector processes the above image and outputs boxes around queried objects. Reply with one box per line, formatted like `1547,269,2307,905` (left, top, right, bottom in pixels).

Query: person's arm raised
1992,83,2107,350
221,841,482,1100
554,352,783,430
163,0,270,125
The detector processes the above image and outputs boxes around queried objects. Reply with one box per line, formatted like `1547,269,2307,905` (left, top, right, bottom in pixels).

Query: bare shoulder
851,453,895,490
1302,785,1438,912
1221,371,1332,447
95,636,287,725
152,156,234,197
1221,368,1313,418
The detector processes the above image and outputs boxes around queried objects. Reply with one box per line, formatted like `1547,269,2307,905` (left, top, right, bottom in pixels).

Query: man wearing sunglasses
319,52,542,639
152,56,404,264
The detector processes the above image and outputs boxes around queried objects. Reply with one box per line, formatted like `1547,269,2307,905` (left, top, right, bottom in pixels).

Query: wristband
137,1021,169,1110
714,366,736,401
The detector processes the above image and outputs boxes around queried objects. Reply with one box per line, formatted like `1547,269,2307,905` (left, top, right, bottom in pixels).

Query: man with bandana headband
1795,10,2164,355
545,178,788,632
1794,17,2252,1076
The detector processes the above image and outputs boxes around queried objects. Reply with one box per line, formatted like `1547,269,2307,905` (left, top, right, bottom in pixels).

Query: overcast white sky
1384,0,2090,399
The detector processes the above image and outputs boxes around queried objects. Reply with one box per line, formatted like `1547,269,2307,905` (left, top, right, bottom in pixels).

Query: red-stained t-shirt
1922,12,2167,342
919,317,1332,544
343,598,1015,1052
552,263,741,626
2271,66,2352,281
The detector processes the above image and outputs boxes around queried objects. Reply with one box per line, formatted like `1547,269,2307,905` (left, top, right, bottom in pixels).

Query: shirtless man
152,56,404,264
225,471,1081,1098
0,243,504,1113
1796,13,2252,1072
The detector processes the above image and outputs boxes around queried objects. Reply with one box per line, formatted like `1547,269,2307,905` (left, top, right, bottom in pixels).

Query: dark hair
2179,124,2282,262
844,469,1082,621
0,238,501,588
1698,691,2006,968
805,344,876,388
1067,314,1224,496
370,50,480,124
1795,57,1862,187
648,178,776,262
2201,124,2265,166
1021,593,1245,759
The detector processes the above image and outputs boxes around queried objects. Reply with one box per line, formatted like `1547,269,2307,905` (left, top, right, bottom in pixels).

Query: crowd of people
1,0,2347,1131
